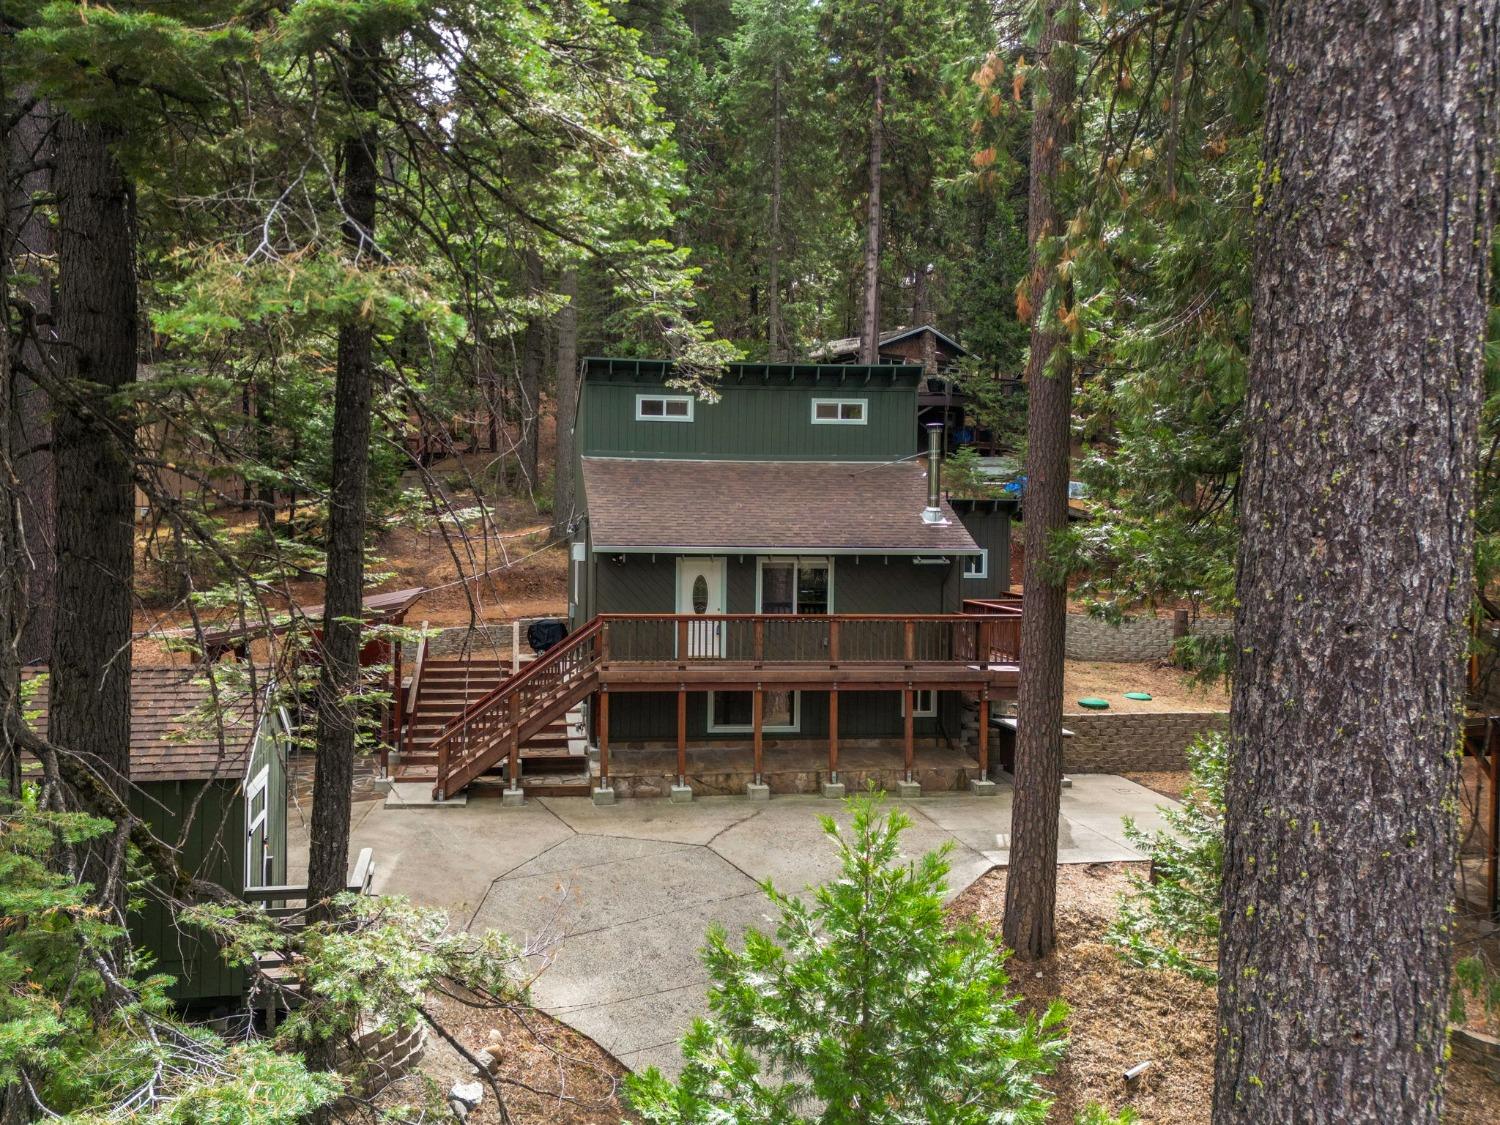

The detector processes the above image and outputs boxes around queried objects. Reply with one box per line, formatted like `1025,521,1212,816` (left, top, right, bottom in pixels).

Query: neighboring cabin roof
581,457,981,554
809,324,968,362
160,585,425,653
583,357,922,387
22,665,268,782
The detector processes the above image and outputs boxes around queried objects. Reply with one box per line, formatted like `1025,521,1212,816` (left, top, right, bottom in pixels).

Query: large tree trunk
5,97,57,665
767,63,787,361
307,26,381,910
1213,3,1498,1120
0,96,22,799
517,249,545,493
1002,0,1077,962
859,67,884,364
551,269,579,539
49,114,138,920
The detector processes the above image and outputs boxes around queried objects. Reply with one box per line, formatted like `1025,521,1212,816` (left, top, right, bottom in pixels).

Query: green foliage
189,892,527,1084
0,786,339,1120
944,445,1007,499
1451,955,1500,1029
0,787,121,1096
1170,631,1234,688
1107,734,1226,983
1056,1,1264,620
625,795,1067,1123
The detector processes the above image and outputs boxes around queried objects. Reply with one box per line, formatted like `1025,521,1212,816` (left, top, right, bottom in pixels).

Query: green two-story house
563,358,1019,795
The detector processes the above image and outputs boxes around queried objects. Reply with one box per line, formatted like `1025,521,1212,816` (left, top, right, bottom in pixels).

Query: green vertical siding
591,552,956,616
953,503,1016,600
592,551,963,744
129,781,247,1003
126,710,290,1005
605,689,955,743
577,367,918,462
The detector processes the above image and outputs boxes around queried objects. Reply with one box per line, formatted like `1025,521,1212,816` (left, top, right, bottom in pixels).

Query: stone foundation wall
609,761,972,798
1065,614,1232,663
1062,711,1228,773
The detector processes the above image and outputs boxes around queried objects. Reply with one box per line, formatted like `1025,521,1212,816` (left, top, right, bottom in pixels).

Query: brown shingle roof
582,458,981,553
22,666,269,782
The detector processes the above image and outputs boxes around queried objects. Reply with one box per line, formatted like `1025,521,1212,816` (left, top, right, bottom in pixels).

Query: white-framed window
636,393,694,421
757,557,832,614
963,549,989,579
246,765,269,834
902,690,938,718
245,763,270,888
810,398,867,425
707,690,800,733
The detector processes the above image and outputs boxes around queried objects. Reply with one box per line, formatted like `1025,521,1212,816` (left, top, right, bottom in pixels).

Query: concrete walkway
301,775,1176,1075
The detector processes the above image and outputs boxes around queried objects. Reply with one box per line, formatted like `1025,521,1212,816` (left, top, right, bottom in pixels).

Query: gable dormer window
811,397,867,425
636,393,694,421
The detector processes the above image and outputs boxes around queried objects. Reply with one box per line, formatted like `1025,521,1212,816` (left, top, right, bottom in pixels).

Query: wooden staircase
391,635,597,798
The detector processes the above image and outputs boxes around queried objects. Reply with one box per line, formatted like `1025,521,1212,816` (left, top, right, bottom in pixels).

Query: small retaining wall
1062,711,1228,773
1065,614,1232,663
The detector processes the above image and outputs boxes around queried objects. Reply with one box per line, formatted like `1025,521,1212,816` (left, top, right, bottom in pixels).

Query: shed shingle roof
582,458,980,553
22,666,267,782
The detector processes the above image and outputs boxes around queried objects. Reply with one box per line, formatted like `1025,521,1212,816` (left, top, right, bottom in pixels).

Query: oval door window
692,574,709,613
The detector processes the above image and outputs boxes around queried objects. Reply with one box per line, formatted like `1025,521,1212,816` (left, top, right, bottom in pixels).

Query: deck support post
903,687,915,783
598,690,610,786
822,689,845,799
970,693,997,796
505,692,523,804
828,690,839,783
753,688,764,785
386,639,401,778
978,693,990,776
676,688,687,787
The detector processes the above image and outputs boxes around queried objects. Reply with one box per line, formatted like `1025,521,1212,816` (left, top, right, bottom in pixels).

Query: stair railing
401,621,431,758
433,618,603,799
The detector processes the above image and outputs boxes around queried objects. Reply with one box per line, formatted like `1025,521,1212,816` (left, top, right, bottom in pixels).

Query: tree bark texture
860,66,884,364
0,99,22,796
1002,0,1077,962
768,63,787,362
1214,3,1498,1121
517,249,544,491
307,27,381,909
552,269,579,539
4,97,57,665
49,114,136,813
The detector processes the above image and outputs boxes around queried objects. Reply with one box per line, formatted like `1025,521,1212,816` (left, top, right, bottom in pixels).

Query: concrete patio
289,776,1177,1075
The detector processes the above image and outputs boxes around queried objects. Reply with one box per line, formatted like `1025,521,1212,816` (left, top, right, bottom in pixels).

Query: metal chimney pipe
922,421,947,524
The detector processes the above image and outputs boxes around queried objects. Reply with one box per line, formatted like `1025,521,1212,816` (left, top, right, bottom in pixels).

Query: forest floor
405,863,1500,1124
1063,661,1228,713
951,865,1500,1125
394,990,631,1125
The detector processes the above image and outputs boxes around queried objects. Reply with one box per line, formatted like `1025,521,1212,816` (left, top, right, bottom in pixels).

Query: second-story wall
577,359,918,461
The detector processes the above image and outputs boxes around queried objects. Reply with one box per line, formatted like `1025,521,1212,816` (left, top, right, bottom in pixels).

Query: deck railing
423,607,1023,799
960,597,1024,664
431,618,604,799
598,612,1021,668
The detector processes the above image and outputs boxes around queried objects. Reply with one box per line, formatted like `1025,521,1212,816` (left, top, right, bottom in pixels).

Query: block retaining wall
1062,711,1228,773
1065,614,1232,663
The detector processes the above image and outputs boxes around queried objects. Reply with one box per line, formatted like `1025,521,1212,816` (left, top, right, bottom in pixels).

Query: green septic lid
1124,691,1153,701
1077,697,1110,710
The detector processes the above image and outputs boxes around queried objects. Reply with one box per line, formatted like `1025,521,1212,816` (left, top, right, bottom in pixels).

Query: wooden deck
389,607,1023,800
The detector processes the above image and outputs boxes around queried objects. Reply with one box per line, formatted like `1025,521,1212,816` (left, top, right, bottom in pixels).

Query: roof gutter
590,544,983,556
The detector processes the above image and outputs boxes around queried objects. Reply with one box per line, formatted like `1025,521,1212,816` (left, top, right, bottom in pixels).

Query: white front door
676,557,726,657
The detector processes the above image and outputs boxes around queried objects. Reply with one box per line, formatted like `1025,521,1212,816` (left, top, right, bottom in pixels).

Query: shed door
676,557,726,657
